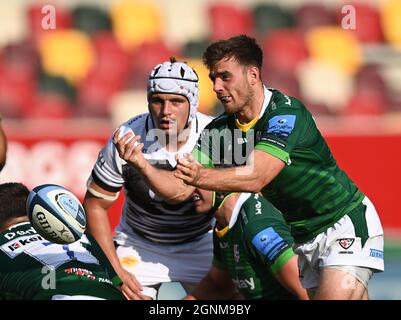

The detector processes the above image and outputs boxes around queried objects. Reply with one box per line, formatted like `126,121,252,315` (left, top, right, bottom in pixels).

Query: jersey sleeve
244,216,295,276
191,127,215,168
90,137,125,193
255,100,307,165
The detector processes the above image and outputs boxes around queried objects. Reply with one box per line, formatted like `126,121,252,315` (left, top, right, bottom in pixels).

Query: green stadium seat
252,4,294,37
72,5,111,36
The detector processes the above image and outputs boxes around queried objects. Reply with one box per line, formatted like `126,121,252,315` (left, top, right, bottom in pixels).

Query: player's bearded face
210,57,254,114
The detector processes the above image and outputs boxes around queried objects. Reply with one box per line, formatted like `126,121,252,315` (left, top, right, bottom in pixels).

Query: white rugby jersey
90,112,214,244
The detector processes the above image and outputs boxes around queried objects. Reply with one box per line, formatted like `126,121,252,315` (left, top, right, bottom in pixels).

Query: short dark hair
0,182,30,229
202,35,263,72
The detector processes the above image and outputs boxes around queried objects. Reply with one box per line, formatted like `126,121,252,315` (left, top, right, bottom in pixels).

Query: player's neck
215,194,241,228
0,216,29,232
164,124,191,152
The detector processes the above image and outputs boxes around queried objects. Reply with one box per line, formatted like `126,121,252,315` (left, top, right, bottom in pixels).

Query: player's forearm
275,256,309,300
195,166,263,192
139,161,194,203
187,273,237,300
83,198,123,273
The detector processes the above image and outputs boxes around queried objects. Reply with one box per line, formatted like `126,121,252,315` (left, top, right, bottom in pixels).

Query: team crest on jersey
233,244,240,263
338,238,354,250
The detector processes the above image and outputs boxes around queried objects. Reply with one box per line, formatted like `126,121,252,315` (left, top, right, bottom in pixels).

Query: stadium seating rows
0,0,401,120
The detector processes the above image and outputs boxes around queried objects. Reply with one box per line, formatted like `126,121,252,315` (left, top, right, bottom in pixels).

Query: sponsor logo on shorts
370,249,384,259
338,238,354,249
338,238,355,254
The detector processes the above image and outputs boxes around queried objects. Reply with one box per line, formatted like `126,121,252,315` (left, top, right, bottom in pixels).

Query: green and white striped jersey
0,222,124,300
194,87,364,243
213,193,296,300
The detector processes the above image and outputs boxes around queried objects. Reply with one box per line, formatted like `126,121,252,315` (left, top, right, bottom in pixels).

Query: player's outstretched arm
175,150,285,193
113,129,194,204
185,266,240,300
275,255,309,300
83,182,149,300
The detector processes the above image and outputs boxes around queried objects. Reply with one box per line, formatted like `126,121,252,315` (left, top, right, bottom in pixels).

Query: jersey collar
234,86,272,131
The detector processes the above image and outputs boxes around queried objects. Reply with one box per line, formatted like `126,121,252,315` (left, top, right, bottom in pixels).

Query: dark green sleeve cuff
255,143,291,165
112,275,123,287
270,247,296,275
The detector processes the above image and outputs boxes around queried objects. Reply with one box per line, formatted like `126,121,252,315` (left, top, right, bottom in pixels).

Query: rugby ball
27,184,86,244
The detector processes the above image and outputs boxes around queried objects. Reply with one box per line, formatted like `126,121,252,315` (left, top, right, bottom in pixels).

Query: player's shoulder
195,112,214,130
203,112,230,131
268,88,305,112
241,194,283,223
120,113,149,131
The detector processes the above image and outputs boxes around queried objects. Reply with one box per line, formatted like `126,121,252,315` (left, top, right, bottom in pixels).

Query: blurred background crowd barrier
0,0,400,299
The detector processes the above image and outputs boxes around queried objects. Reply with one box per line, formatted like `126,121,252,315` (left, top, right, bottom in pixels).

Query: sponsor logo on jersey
3,226,37,240
254,200,262,215
232,277,255,290
64,267,96,280
233,244,240,263
262,138,286,148
267,115,296,137
370,249,384,259
337,238,355,254
251,227,287,262
1,234,45,257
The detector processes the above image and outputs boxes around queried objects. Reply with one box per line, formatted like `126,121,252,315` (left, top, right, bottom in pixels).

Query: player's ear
248,66,259,85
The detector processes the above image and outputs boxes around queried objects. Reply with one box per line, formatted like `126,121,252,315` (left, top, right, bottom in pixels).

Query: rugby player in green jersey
0,182,125,300
185,189,308,300
115,35,384,300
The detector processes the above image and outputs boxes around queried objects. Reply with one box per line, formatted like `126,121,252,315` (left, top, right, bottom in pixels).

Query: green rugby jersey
193,87,364,243
0,222,124,300
213,193,296,300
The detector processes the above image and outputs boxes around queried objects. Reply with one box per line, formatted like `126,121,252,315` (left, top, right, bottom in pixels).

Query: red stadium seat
262,29,308,76
129,40,179,89
264,68,301,101
91,32,131,87
344,92,386,116
0,41,38,118
25,94,74,119
208,4,254,41
295,4,335,33
27,3,72,44
76,72,122,118
336,3,384,44
344,64,390,116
